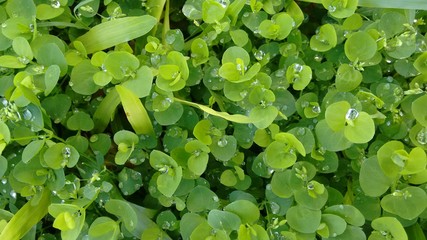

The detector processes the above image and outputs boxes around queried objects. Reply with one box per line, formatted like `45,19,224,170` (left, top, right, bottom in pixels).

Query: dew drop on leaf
62,147,71,158
212,196,219,202
294,63,303,73
297,127,306,136
51,0,61,8
22,109,32,120
254,50,265,61
416,127,427,145
270,201,280,214
312,105,321,113
217,137,228,147
345,108,359,120
217,0,227,8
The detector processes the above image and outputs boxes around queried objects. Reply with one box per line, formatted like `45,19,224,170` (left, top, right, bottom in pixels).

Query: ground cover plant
1,0,427,239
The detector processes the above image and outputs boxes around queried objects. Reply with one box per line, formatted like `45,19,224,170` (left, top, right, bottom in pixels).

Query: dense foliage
1,0,427,239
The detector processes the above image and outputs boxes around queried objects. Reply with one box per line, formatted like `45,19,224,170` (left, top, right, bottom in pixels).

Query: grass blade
298,0,427,10
0,189,50,240
174,98,253,124
116,85,154,135
93,88,121,133
76,16,157,54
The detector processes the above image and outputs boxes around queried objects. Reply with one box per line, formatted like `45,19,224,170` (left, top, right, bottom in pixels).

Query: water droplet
345,108,359,120
328,5,337,12
132,172,141,180
1,179,7,184
51,0,61,8
10,190,16,199
417,127,427,145
312,105,321,114
297,127,306,136
212,196,219,202
22,109,32,120
217,0,227,8
1,23,6,28
62,147,71,159
217,137,228,147
321,165,330,171
266,184,272,190
293,63,303,73
275,69,285,77
314,54,323,62
162,221,171,229
118,182,124,188
69,81,74,87
243,12,249,18
166,34,176,45
18,56,29,65
254,50,265,61
270,201,280,214
239,90,248,98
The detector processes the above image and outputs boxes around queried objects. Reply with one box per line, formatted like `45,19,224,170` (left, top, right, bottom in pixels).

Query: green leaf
208,210,241,232
66,112,94,131
6,0,36,19
76,16,157,54
320,214,347,238
122,66,153,98
116,85,154,135
412,94,427,127
104,199,137,232
344,112,375,143
335,64,362,92
249,106,278,129
44,65,61,95
324,205,365,227
12,37,33,60
359,156,392,197
150,150,182,197
370,217,408,240
0,55,26,68
286,205,321,233
36,4,64,20
322,0,358,18
104,51,139,80
186,186,220,212
381,187,427,220
224,200,260,224
88,217,120,240
210,135,237,161
43,143,80,169
310,24,337,52
0,155,7,179
22,140,44,163
70,60,101,95
41,94,71,124
345,31,377,62
202,0,227,23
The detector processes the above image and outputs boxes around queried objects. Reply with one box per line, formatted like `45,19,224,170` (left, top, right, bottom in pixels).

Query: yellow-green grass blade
174,98,254,124
0,189,50,240
76,16,157,54
116,85,154,135
298,0,427,10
